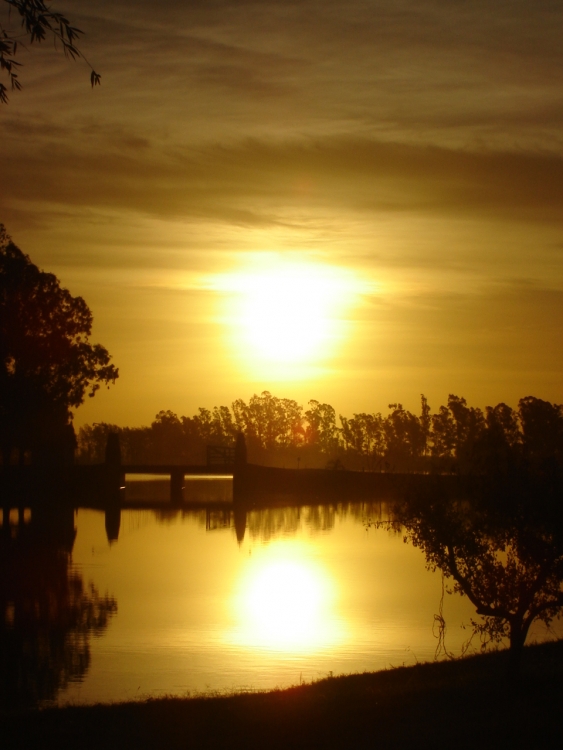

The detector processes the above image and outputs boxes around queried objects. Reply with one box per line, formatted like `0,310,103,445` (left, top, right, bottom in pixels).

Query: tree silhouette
393,482,563,674
384,402,426,470
519,396,563,470
0,0,100,103
0,226,118,464
339,411,385,470
304,400,339,456
232,391,304,459
75,392,563,477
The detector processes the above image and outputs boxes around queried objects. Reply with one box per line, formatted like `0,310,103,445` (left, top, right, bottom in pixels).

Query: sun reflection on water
228,542,345,653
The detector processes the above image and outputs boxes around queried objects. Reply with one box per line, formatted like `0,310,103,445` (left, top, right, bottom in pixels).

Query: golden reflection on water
52,500,555,706
229,541,345,653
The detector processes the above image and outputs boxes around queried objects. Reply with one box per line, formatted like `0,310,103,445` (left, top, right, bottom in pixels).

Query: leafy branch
0,0,100,103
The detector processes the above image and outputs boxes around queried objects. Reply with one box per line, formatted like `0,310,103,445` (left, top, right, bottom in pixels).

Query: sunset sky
1,0,562,427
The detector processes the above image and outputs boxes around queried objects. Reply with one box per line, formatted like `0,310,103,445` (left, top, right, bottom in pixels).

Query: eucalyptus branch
1,0,100,102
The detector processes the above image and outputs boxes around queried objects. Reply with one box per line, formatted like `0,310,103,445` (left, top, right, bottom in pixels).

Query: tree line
77,391,563,475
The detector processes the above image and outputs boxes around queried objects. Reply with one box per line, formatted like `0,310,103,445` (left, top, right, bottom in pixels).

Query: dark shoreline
2,640,562,749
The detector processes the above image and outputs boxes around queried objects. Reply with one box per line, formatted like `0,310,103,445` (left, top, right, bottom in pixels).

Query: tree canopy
390,479,563,674
0,0,100,103
0,225,118,463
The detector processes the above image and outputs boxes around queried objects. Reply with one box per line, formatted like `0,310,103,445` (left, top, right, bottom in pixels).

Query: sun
212,255,365,372
238,265,338,362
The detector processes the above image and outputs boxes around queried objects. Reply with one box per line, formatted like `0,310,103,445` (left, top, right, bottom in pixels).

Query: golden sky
1,0,562,426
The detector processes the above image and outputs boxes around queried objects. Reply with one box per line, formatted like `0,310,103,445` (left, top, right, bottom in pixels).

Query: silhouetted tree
339,411,385,470
150,411,185,463
304,400,339,456
188,405,237,447
232,391,304,461
76,422,122,464
519,396,563,471
430,395,486,473
430,403,456,468
384,403,426,471
121,425,153,464
0,0,100,103
472,402,522,476
448,395,485,471
75,392,563,477
394,486,563,674
0,226,118,464
339,400,428,472
419,394,431,456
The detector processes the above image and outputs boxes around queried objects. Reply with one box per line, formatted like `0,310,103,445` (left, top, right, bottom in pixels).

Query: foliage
0,225,118,462
393,484,563,671
519,395,563,469
232,391,304,455
304,400,339,456
0,0,100,103
384,402,427,470
339,411,385,470
76,391,563,478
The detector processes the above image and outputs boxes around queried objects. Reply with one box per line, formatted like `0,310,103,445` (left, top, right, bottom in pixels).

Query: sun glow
229,543,344,652
211,256,367,375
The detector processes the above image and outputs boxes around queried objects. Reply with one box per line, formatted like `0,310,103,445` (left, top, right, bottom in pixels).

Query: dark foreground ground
2,640,562,750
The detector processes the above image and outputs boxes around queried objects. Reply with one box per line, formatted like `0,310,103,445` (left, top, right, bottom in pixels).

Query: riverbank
2,640,562,749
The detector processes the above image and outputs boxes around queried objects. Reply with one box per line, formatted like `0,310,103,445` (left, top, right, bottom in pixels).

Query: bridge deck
123,465,234,476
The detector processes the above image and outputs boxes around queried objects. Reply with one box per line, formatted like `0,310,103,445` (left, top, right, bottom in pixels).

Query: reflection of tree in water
246,507,301,541
242,501,391,542
302,505,337,533
1,508,117,709
391,478,563,673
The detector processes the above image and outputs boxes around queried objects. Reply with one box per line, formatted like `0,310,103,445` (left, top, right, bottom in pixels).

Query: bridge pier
170,469,185,504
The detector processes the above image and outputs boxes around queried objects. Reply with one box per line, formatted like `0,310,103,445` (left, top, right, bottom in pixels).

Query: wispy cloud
2,134,562,225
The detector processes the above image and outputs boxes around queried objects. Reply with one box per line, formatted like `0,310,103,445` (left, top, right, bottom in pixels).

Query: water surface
2,477,559,709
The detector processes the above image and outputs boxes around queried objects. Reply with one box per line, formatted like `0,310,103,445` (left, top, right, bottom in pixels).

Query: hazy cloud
2,134,562,225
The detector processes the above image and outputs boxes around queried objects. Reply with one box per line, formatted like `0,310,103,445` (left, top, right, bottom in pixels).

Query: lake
1,476,560,709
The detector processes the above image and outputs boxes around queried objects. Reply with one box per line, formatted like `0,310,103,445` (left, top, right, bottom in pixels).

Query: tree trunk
508,619,530,678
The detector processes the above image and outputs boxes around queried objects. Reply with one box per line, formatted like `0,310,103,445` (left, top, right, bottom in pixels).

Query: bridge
1,429,466,510
122,463,234,503
123,464,233,475
0,460,235,508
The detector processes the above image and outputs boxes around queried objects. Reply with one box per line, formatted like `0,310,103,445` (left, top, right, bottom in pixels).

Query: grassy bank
2,640,562,749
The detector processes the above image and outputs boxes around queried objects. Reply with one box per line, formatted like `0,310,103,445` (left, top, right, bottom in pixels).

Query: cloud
6,0,563,147
2,132,563,229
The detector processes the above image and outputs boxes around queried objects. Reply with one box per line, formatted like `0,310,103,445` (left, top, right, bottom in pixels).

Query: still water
3,477,559,709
